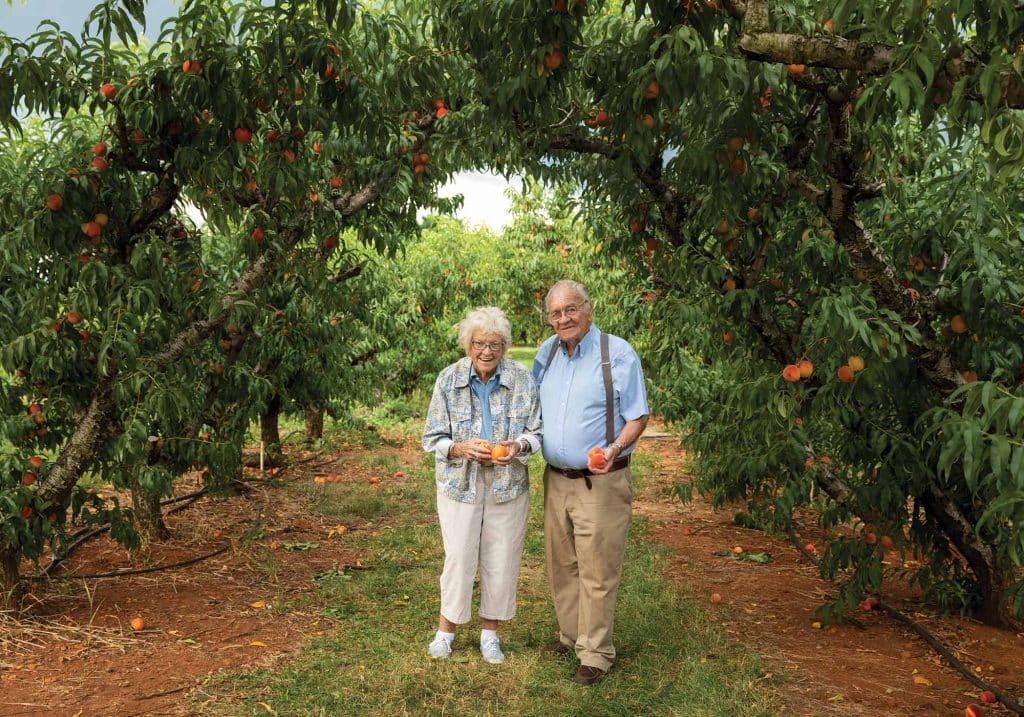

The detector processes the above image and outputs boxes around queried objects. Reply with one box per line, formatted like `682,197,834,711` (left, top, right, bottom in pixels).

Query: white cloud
432,171,520,233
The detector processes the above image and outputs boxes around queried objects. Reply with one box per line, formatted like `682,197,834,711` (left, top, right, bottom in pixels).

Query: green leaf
990,436,1010,477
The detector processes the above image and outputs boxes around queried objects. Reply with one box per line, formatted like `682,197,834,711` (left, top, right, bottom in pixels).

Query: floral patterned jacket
422,356,542,504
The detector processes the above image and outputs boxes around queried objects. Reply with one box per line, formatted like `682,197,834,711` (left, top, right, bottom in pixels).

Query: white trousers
436,469,530,624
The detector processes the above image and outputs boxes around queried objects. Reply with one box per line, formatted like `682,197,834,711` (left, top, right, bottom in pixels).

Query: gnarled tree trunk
920,486,1020,629
304,405,324,441
130,483,170,543
0,540,21,606
261,393,283,466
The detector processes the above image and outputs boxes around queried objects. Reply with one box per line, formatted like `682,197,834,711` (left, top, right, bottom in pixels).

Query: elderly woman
422,306,542,664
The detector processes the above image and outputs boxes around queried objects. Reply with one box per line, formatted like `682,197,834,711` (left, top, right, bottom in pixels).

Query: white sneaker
480,636,505,664
428,635,452,659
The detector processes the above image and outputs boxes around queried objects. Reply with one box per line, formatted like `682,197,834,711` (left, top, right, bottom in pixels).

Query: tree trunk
304,405,324,441
130,483,170,542
0,540,20,606
920,486,1021,629
261,393,283,466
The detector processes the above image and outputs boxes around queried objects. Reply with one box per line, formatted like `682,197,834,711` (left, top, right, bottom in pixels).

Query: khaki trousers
436,469,530,625
543,464,632,671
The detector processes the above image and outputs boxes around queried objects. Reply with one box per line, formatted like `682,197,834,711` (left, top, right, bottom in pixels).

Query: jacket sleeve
422,372,455,461
516,372,543,465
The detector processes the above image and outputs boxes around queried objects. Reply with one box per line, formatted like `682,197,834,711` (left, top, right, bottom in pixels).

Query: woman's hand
490,440,521,466
453,438,495,463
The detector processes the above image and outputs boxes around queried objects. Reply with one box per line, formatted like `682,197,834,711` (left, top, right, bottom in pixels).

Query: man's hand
587,443,621,475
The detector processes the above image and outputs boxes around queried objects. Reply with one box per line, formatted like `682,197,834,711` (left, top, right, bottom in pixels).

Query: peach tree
429,0,1024,626
0,0,462,596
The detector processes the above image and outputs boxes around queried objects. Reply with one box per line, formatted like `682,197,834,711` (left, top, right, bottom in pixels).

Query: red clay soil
2,432,1021,717
0,440,421,717
635,432,1024,716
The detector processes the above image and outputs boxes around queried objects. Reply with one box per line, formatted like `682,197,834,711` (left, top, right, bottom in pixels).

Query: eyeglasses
548,303,585,322
471,339,505,353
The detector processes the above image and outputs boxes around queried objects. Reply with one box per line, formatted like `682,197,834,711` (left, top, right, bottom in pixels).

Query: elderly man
532,279,649,686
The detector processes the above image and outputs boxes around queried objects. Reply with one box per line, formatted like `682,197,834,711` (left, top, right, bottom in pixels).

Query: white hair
457,306,512,354
545,279,591,310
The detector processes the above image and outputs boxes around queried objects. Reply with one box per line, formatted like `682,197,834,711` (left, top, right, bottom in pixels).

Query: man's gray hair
457,306,512,354
545,279,591,310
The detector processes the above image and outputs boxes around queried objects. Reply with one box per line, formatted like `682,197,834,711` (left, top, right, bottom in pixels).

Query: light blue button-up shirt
532,324,649,470
469,365,500,442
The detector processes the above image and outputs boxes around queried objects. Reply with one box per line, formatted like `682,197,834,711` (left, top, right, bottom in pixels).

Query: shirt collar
559,324,600,357
455,356,511,388
470,363,501,385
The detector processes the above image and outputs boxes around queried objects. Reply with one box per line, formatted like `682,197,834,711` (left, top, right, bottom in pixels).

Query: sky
0,0,516,233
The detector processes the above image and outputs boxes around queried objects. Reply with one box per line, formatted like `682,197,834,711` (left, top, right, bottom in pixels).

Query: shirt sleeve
615,343,649,422
422,372,455,461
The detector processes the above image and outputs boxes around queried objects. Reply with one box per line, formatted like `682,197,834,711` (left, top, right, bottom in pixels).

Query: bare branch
721,0,746,20
739,27,1024,108
38,373,117,504
547,132,622,159
740,32,897,74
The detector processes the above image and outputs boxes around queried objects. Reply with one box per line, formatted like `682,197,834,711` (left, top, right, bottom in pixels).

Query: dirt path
634,433,1024,716
2,432,1021,716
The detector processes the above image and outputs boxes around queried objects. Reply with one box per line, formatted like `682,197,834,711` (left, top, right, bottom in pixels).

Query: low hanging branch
737,0,1024,108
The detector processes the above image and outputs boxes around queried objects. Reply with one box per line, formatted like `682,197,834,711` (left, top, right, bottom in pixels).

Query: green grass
311,482,388,525
507,344,538,370
199,431,779,717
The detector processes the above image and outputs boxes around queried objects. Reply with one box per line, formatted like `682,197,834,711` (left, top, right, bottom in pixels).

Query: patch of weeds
237,521,266,549
368,396,421,427
359,452,401,474
281,542,320,552
314,484,388,524
248,549,282,581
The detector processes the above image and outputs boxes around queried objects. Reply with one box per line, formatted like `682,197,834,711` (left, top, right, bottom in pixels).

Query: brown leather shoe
540,640,572,657
571,665,606,686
